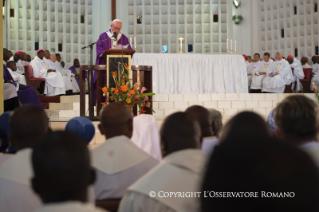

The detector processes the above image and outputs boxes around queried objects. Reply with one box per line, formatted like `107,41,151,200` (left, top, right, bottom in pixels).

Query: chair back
300,68,312,82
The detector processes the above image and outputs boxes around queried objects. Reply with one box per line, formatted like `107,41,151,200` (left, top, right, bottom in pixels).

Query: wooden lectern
80,49,135,120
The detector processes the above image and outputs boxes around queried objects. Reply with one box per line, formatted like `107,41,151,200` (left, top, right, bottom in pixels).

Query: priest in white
301,57,312,68
119,112,207,212
43,50,79,93
91,103,158,200
247,53,261,92
262,52,293,93
251,53,273,93
131,114,162,161
30,49,66,96
6,60,27,85
287,55,304,92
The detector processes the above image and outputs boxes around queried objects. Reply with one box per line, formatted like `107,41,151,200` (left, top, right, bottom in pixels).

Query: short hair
275,95,319,144
246,56,251,59
209,109,223,137
112,19,122,25
276,52,282,56
264,52,270,57
254,53,260,58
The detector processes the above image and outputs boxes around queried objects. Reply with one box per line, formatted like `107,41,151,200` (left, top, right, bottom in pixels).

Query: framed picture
106,55,132,100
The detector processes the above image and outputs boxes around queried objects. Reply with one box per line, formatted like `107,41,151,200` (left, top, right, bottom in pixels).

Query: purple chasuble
3,64,43,108
93,29,132,104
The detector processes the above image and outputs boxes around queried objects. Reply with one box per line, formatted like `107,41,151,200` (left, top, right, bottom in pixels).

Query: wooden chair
96,198,121,212
300,68,313,93
24,65,45,94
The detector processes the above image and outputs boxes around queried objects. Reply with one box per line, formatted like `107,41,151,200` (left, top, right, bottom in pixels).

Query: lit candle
234,41,236,52
230,40,232,51
134,37,137,49
130,37,132,46
227,39,229,50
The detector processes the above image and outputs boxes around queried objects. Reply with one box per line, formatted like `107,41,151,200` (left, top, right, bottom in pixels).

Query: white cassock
299,141,319,169
34,202,107,212
30,56,66,96
131,114,162,161
251,60,273,90
262,59,293,93
290,59,304,92
201,136,219,156
7,67,27,85
0,148,42,212
91,135,159,199
311,64,319,86
16,60,25,74
246,61,260,88
54,61,80,93
118,149,207,212
302,63,312,69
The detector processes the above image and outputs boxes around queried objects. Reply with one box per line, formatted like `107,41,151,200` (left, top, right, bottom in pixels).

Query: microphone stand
81,37,113,120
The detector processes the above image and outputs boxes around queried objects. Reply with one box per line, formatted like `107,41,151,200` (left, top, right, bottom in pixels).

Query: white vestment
201,136,219,156
300,141,319,169
302,63,312,69
34,201,107,212
311,64,319,85
0,148,42,212
30,56,65,96
91,135,159,199
290,59,305,92
262,59,293,93
54,61,80,92
16,60,25,74
131,114,162,161
251,60,272,90
7,67,26,85
246,62,259,87
118,149,207,212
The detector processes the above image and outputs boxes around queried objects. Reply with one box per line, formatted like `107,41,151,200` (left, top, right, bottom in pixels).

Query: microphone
113,32,117,41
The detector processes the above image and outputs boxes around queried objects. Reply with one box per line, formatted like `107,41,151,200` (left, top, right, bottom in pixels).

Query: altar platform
132,53,248,94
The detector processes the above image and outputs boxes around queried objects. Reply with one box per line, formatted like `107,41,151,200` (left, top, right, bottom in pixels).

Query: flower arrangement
102,63,155,114
311,82,319,101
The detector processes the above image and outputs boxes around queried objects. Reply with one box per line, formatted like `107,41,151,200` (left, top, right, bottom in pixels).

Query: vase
125,105,134,115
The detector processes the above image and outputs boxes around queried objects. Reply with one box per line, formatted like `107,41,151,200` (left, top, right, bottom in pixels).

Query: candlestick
178,36,184,54
234,41,236,52
134,37,137,49
230,40,232,52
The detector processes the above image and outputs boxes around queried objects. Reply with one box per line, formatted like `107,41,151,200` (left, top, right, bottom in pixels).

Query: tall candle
227,39,229,50
134,37,137,48
234,41,236,52
230,40,232,51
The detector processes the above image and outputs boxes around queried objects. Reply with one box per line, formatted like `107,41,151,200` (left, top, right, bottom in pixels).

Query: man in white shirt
287,55,304,92
301,57,312,68
91,103,158,202
262,52,293,93
274,95,319,168
30,49,65,96
0,105,49,212
119,112,206,212
250,53,270,93
43,50,79,94
31,131,106,212
6,60,26,85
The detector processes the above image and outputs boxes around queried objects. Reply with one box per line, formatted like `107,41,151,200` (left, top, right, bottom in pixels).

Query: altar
132,53,248,94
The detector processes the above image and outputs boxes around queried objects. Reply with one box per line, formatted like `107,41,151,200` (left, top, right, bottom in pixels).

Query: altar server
91,103,158,200
14,51,25,74
119,112,206,212
0,105,48,212
262,52,293,93
31,131,106,212
30,49,66,96
287,55,304,92
69,58,82,86
6,60,26,85
251,53,273,93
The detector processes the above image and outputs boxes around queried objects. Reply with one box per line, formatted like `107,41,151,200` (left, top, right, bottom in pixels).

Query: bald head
31,131,94,204
160,112,201,157
185,105,214,140
9,105,48,150
98,103,133,139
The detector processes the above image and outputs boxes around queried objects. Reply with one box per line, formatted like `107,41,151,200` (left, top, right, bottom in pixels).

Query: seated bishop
119,112,207,212
287,55,304,92
91,103,158,201
262,52,294,93
30,49,66,96
247,54,261,92
251,53,273,93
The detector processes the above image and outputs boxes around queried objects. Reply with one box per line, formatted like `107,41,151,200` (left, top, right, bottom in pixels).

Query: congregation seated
65,117,95,145
91,103,158,203
201,111,319,212
30,49,66,96
31,131,106,212
301,56,312,68
119,112,206,212
262,52,294,93
250,53,272,93
131,114,162,161
0,105,48,212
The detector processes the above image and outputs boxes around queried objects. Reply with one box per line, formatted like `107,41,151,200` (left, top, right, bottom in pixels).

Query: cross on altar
178,37,184,54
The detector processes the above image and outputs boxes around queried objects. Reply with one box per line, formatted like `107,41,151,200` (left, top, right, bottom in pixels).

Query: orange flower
121,85,128,92
129,90,135,95
111,88,116,92
112,71,117,78
126,98,131,104
115,89,119,95
102,87,108,94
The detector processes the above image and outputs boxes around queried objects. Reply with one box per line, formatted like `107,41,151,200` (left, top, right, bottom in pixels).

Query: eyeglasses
112,26,121,31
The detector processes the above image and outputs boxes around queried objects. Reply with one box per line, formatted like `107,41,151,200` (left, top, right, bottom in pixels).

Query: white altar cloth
132,53,248,94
